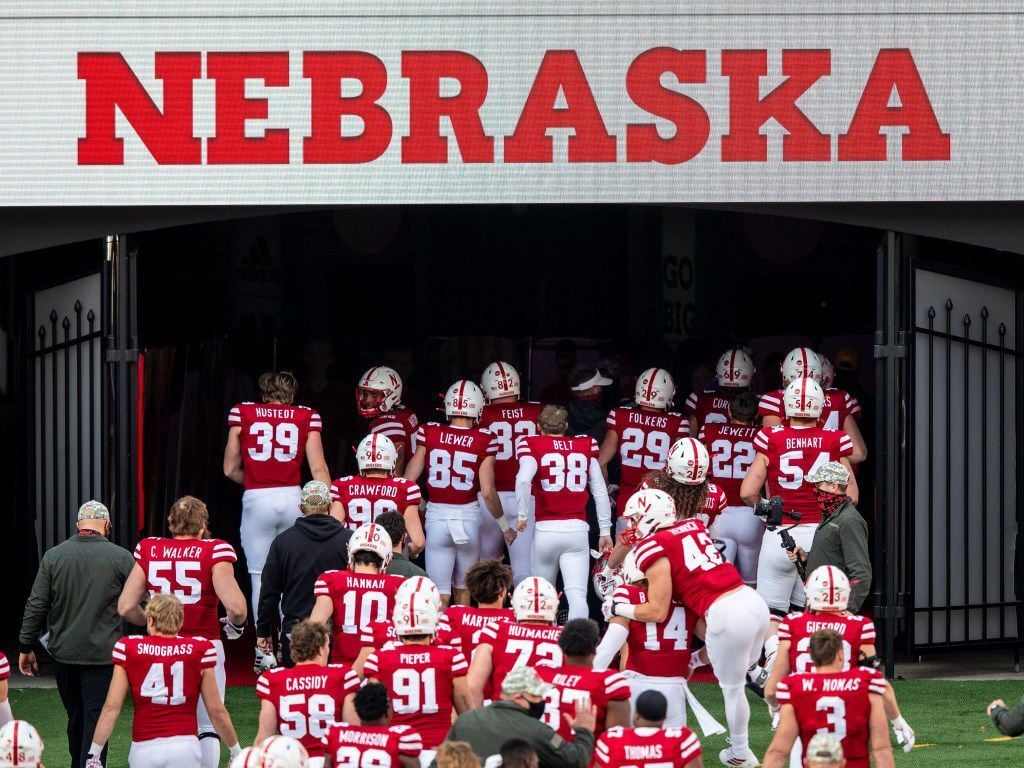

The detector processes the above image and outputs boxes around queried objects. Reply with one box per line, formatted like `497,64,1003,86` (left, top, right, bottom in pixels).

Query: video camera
753,496,806,579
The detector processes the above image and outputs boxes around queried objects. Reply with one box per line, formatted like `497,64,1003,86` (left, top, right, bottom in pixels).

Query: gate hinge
871,593,909,620
874,332,908,359
105,349,140,363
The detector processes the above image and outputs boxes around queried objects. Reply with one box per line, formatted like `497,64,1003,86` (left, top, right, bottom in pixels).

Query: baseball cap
501,666,554,697
635,690,668,722
805,732,844,763
569,364,613,392
834,347,860,371
805,461,850,486
77,500,109,521
301,481,331,506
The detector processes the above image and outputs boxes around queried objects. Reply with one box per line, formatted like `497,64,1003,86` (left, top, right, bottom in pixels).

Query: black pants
54,662,113,768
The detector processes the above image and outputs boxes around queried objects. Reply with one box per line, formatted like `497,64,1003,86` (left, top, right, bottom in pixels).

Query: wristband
89,742,104,757
228,743,242,759
599,529,611,538
890,717,908,729
495,516,510,532
612,603,637,620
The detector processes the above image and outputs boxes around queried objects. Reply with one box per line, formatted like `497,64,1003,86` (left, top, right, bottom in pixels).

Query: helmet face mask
481,362,521,401
348,523,394,570
357,366,403,418
666,438,710,485
783,377,825,420
626,489,678,539
781,347,822,387
716,349,755,389
634,367,676,410
444,380,486,420
356,433,398,474
818,356,835,389
805,565,851,613
511,577,559,623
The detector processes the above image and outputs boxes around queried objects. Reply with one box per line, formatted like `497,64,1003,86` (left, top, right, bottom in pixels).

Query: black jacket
257,515,352,636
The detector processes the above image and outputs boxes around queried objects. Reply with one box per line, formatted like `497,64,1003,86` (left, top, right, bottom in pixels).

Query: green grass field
8,680,1019,767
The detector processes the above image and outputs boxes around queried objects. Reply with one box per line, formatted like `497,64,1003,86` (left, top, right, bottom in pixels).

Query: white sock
0,701,12,726
250,573,262,621
764,634,780,671
199,735,220,768
721,684,750,753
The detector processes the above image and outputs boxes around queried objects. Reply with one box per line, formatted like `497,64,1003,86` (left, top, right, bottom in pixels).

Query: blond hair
538,405,568,435
167,495,208,537
259,371,298,404
436,742,481,768
289,620,330,662
146,594,184,635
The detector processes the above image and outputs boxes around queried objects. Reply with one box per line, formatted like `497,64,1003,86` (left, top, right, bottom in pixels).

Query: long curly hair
641,469,708,520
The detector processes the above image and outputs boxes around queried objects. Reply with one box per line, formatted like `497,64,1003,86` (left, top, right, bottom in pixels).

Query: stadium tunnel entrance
0,205,1020,678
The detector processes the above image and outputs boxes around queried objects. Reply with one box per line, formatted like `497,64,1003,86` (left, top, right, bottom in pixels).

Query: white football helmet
394,595,440,636
634,367,676,410
716,349,756,389
444,380,486,420
230,747,266,768
818,355,835,389
781,347,821,386
0,721,44,768
784,376,825,420
348,523,393,570
627,489,678,539
396,575,443,610
620,549,646,585
260,736,309,768
805,565,851,613
512,576,559,623
666,437,710,485
481,361,521,401
356,432,398,474
357,366,403,418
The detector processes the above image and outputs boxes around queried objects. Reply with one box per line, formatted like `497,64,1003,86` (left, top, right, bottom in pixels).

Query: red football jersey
331,475,422,529
314,570,405,664
605,408,689,513
256,663,360,758
821,388,863,431
368,406,420,463
752,425,854,524
779,612,876,674
413,423,497,505
683,389,734,431
363,644,469,748
757,389,786,421
360,615,461,652
595,726,702,768
614,585,695,677
322,723,423,768
777,669,886,768
0,652,9,681
700,423,759,507
478,620,563,696
133,537,237,640
536,664,631,741
229,402,322,490
478,401,544,492
445,606,513,700
516,434,599,522
113,635,215,742
633,518,743,618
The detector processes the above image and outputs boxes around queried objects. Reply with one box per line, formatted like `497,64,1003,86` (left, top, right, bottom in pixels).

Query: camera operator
788,462,871,613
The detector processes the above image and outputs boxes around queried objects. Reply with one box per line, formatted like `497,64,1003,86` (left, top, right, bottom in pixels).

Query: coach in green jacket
439,666,597,768
18,500,135,768
790,462,872,612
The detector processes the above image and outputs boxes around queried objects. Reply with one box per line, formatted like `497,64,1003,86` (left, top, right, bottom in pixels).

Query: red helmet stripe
729,349,737,379
365,366,378,386
12,720,19,766
646,369,658,403
533,577,540,614
497,361,507,384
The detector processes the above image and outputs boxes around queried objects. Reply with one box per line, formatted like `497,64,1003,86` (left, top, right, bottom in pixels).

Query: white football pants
425,502,481,595
532,522,590,620
129,736,202,768
196,639,225,768
624,672,688,728
476,491,536,584
241,485,302,615
711,506,766,586
756,524,816,613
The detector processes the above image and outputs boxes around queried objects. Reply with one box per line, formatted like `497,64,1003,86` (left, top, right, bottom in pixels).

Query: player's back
633,518,743,617
777,668,886,768
229,401,321,489
134,537,236,639
595,725,702,768
414,422,497,505
536,663,630,740
369,405,420,459
780,611,876,674
360,615,461,651
700,423,759,506
256,663,359,757
314,570,405,663
322,722,423,768
606,407,688,511
479,619,563,694
684,388,733,430
516,434,598,521
114,634,215,742
821,387,863,431
331,475,422,529
478,401,544,492
615,585,694,678
753,424,853,523
445,605,514,649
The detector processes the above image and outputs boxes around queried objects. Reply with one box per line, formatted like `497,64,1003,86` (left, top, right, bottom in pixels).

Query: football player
595,549,698,729
331,433,425,553
310,523,405,665
467,577,564,708
816,356,868,464
684,348,757,436
86,595,242,768
701,392,762,586
535,619,631,742
758,347,821,428
516,405,612,620
405,380,510,606
764,630,894,768
321,682,423,768
224,371,330,621
740,377,857,639
594,691,703,768
600,367,689,531
357,366,419,474
477,362,544,583
608,488,769,768
117,496,248,765
256,620,360,768
0,721,44,768
363,598,471,766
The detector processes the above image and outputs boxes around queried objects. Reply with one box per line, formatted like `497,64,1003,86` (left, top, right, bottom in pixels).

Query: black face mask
527,699,547,720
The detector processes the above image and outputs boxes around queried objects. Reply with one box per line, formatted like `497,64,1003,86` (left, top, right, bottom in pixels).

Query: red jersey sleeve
605,409,621,433
632,537,667,572
776,677,793,704
403,481,422,506
335,664,361,696
861,618,877,644
330,479,344,502
759,391,784,418
753,428,771,453
603,671,631,701
314,572,332,597
477,621,502,645
514,435,532,460
0,653,9,681
683,392,698,415
256,671,273,701
678,728,703,763
411,425,426,453
589,437,600,459
228,405,242,426
593,734,613,768
199,640,217,670
866,669,887,696
211,540,237,565
836,432,854,457
362,652,380,677
112,639,128,668
777,615,795,641
392,725,424,756
308,409,323,432
846,392,863,419
450,651,470,676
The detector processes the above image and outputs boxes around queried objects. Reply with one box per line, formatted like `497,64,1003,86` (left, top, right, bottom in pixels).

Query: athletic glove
85,757,104,768
221,616,246,641
891,717,915,752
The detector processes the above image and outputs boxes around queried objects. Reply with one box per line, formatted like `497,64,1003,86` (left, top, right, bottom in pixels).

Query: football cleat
719,746,761,767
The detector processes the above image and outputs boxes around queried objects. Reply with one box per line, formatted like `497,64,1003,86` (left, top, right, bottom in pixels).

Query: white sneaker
719,748,760,767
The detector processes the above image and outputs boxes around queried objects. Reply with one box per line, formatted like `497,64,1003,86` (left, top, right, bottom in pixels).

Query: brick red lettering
304,52,392,164
401,51,493,163
505,50,616,163
838,49,950,161
207,52,290,164
625,48,710,164
721,49,831,161
78,52,201,165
